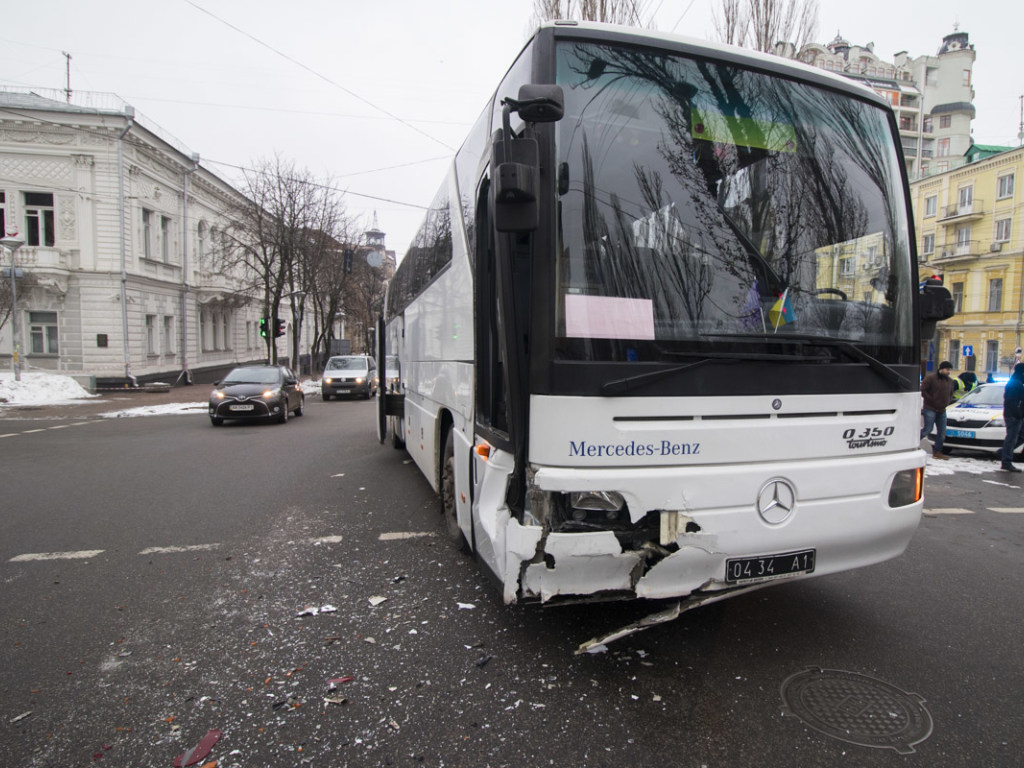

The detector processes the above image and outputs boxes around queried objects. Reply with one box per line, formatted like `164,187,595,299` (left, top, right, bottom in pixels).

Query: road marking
923,508,974,516
21,429,47,434
0,433,18,438
138,544,221,555
9,550,105,562
48,424,72,430
379,531,437,541
987,507,1024,514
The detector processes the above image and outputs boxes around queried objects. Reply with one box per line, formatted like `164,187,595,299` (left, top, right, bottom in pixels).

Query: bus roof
535,20,887,110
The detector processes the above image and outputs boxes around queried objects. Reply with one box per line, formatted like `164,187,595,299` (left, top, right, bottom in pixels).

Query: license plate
230,404,255,411
725,549,816,584
946,428,975,438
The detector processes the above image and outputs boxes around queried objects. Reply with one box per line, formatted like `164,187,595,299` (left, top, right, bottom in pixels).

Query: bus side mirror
492,85,564,233
919,280,954,338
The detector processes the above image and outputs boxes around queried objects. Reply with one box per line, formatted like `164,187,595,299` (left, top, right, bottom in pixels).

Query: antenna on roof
61,51,71,103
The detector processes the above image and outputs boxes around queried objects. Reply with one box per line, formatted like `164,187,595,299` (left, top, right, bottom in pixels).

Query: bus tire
441,429,468,552
391,417,406,450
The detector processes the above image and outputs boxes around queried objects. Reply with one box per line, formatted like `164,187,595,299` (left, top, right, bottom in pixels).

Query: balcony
935,241,978,261
938,200,985,223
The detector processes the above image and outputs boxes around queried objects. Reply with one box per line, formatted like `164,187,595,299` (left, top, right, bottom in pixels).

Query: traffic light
274,318,286,338
259,317,269,338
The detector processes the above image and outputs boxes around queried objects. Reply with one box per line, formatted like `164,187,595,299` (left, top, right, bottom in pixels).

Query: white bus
378,21,938,608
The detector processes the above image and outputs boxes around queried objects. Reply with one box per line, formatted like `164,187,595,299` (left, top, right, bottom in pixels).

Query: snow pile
0,371,99,405
99,402,207,418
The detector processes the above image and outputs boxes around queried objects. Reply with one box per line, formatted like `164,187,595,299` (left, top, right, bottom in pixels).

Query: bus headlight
569,491,625,521
888,468,923,508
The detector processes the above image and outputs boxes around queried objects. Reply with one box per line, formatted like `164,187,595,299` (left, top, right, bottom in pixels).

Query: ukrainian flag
769,290,796,329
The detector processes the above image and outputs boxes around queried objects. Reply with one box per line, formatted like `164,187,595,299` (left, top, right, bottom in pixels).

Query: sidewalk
0,384,208,420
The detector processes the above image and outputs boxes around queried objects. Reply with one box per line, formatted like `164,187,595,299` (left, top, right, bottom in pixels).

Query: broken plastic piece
327,676,354,686
10,711,31,724
323,695,347,706
457,602,476,610
575,602,683,655
368,596,388,607
173,728,222,767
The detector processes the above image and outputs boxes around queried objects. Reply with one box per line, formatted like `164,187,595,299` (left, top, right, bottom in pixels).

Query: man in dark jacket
921,361,955,459
1000,362,1024,471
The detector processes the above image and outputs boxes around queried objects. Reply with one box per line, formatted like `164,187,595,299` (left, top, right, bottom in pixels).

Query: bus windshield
553,40,914,364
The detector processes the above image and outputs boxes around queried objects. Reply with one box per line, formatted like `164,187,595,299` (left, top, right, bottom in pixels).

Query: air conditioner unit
990,242,1003,252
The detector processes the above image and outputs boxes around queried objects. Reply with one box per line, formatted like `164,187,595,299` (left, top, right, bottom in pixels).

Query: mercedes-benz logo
757,478,796,524
771,398,782,411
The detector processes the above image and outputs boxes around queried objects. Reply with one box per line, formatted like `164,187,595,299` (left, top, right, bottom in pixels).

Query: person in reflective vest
953,371,977,401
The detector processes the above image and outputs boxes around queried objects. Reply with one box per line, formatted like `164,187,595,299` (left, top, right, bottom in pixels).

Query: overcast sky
1,0,1020,258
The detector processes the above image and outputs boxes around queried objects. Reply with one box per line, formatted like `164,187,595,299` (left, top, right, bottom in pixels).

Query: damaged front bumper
499,452,924,605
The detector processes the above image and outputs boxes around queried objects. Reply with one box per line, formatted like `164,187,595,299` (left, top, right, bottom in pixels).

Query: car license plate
230,404,255,411
725,549,816,584
946,428,974,438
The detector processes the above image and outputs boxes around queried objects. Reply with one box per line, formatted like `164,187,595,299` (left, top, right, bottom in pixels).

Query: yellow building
912,145,1023,375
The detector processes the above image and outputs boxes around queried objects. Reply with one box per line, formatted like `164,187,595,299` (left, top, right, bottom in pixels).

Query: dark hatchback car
209,365,304,426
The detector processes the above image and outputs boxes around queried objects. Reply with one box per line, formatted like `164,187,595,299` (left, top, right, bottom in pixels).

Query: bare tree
222,155,350,366
713,0,818,55
532,0,654,26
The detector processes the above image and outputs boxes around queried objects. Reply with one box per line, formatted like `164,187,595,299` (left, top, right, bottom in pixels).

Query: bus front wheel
441,429,468,552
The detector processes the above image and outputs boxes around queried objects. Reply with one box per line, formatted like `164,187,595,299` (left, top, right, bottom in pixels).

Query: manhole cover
780,667,933,754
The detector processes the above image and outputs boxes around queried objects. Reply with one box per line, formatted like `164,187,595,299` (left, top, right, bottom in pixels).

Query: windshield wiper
703,333,912,389
601,357,734,395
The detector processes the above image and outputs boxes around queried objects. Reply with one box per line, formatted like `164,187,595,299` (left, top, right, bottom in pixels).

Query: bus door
471,174,516,580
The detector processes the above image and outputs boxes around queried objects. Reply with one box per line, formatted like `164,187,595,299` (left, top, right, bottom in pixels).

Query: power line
0,106,431,209
182,0,456,152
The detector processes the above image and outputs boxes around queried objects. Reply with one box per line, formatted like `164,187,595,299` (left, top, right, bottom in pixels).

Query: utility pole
62,51,72,103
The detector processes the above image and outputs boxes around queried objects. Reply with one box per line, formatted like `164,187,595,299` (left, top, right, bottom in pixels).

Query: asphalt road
0,392,1021,767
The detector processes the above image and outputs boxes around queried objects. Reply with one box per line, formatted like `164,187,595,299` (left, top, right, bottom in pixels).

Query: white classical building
0,88,284,388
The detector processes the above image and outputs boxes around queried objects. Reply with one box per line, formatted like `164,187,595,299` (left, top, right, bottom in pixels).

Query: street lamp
1,233,25,382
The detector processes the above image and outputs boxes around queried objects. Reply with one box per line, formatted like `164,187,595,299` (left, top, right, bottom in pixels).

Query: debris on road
296,604,337,617
173,728,222,767
10,711,32,723
368,595,388,607
327,676,354,686
456,602,476,610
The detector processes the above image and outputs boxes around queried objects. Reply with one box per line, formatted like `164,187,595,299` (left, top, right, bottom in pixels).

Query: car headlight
354,377,364,384
990,417,1005,427
213,390,226,399
263,388,282,399
888,468,923,507
324,377,333,384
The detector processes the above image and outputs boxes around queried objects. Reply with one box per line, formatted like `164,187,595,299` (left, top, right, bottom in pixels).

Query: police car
935,382,1024,457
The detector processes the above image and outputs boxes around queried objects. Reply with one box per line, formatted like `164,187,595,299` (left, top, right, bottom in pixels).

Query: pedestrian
953,370,977,401
1000,362,1024,472
921,361,955,459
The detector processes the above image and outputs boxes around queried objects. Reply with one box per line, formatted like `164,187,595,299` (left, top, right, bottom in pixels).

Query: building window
936,138,950,157
995,219,1012,243
146,315,156,355
24,192,55,247
163,316,174,355
952,282,964,313
142,209,153,259
839,257,854,276
986,340,999,373
197,221,206,263
922,233,935,254
924,196,937,217
988,278,1003,312
922,116,933,134
958,186,973,211
221,314,230,351
949,339,960,370
956,226,971,252
161,216,171,262
997,174,1015,199
29,311,58,354
939,114,952,129
962,69,971,87
199,311,208,352
0,191,5,236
